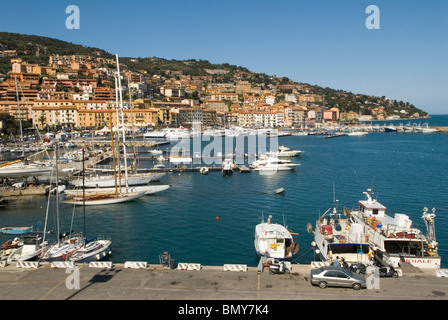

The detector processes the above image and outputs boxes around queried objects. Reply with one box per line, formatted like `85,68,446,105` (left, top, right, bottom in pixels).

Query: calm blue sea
1,115,447,268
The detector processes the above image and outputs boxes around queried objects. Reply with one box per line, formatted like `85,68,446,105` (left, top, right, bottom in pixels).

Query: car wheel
393,271,399,278
352,283,362,290
318,281,327,289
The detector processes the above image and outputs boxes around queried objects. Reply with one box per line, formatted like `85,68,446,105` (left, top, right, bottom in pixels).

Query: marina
0,115,447,301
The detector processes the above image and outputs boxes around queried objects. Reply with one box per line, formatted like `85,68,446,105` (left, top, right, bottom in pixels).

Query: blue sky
1,0,447,114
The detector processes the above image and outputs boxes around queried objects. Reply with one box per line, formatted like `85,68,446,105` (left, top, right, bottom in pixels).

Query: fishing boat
7,232,48,262
250,155,299,172
254,215,298,260
310,206,371,265
348,188,441,269
1,226,33,235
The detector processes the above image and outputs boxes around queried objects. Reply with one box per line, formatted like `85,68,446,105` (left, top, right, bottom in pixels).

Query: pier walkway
0,262,446,301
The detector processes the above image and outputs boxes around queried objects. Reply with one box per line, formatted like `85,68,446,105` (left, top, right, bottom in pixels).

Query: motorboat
310,207,371,265
348,188,441,269
143,131,167,139
164,128,191,140
254,215,298,260
250,155,299,172
276,146,303,157
222,159,234,175
69,172,165,188
1,237,23,250
147,149,163,155
7,232,49,262
347,131,368,136
199,167,209,175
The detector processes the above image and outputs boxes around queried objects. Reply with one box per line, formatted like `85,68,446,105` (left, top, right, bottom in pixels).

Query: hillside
0,32,428,118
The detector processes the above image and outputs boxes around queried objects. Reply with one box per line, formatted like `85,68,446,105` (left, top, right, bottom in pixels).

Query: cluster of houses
0,53,408,131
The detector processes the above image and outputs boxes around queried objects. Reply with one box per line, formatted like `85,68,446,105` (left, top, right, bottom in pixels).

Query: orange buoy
216,216,220,221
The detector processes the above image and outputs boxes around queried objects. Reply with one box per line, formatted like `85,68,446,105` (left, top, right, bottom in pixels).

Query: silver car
310,266,367,290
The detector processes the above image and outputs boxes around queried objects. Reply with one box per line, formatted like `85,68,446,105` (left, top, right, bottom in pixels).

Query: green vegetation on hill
0,32,428,118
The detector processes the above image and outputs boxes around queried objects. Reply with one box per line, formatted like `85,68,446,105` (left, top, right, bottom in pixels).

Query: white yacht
222,159,234,175
250,155,299,172
69,172,165,188
310,207,371,265
143,131,167,139
348,188,441,269
254,215,298,260
0,161,53,178
276,146,303,157
164,128,191,140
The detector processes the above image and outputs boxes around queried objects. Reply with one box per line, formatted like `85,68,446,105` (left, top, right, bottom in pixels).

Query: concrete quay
0,262,446,301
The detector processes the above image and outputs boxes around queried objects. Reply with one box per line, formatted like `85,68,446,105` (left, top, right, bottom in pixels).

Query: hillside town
0,52,426,133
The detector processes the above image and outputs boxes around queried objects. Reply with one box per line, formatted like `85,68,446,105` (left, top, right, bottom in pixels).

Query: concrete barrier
311,261,330,269
124,261,147,269
16,261,40,268
435,269,448,278
51,261,74,269
89,261,113,269
223,264,247,272
177,263,201,271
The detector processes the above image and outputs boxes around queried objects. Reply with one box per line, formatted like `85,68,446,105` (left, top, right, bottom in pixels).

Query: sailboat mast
109,107,118,195
55,142,60,246
114,76,122,191
14,77,24,158
115,54,129,190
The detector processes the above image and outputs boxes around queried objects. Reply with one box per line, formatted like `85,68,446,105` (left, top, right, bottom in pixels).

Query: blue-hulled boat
0,226,32,235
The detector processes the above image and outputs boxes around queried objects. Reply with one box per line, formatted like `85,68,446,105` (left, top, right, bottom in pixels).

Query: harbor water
1,115,447,268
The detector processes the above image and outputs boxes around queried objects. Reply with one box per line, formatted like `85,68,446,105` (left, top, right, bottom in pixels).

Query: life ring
338,235,347,243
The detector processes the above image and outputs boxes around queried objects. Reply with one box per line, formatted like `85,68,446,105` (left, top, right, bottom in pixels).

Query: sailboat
43,144,111,262
63,149,146,206
41,143,85,262
0,78,53,178
64,55,147,206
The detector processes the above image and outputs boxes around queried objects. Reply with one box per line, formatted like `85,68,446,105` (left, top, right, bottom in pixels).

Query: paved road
0,263,447,302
